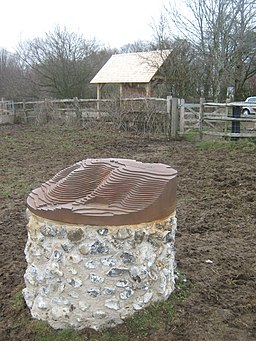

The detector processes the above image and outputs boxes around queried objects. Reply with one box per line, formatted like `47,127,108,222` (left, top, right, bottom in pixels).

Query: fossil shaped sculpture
27,158,177,225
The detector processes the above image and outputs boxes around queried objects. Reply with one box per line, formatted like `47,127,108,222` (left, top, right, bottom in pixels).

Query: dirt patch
0,124,256,341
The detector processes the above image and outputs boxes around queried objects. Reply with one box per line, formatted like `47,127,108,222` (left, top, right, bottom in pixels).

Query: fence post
224,97,230,134
231,105,241,141
171,97,179,138
73,97,82,122
166,96,172,138
199,97,205,140
180,98,185,135
23,100,28,123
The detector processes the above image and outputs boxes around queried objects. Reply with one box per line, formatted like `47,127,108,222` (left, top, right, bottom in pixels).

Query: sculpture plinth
23,158,177,330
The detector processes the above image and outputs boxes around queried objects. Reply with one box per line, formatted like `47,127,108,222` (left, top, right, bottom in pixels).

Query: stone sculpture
27,158,177,225
23,158,178,330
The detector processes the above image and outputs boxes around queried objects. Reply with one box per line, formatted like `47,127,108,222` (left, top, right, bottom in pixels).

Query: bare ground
0,124,255,341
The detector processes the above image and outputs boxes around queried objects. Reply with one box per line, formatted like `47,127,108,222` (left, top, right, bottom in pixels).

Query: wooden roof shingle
90,50,171,84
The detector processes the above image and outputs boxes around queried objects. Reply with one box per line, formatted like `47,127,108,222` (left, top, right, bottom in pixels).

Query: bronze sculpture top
27,158,177,226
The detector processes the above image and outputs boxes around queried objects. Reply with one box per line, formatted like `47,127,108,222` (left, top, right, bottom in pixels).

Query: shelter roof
90,50,171,84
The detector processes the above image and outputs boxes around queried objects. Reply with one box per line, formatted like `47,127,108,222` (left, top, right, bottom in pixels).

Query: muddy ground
0,124,255,341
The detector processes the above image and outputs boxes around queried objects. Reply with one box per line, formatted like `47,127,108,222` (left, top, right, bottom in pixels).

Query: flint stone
68,278,83,288
134,230,145,244
90,273,104,283
107,268,129,277
67,228,84,242
120,287,134,300
22,288,34,309
133,303,144,311
120,252,135,264
49,262,63,277
90,240,109,254
105,299,120,310
87,288,101,297
67,267,78,275
52,296,69,305
97,228,108,236
79,244,89,255
143,292,153,304
116,280,129,287
93,311,106,319
79,302,90,311
53,250,63,261
69,291,79,298
61,243,73,253
103,287,116,295
101,257,116,267
130,266,148,282
114,228,132,240
39,224,57,237
164,231,175,243
84,260,100,269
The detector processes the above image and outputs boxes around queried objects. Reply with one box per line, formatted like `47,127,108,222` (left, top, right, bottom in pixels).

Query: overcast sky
1,0,172,52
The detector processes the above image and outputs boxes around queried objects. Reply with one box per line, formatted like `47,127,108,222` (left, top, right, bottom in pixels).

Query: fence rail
201,101,256,139
12,97,169,135
2,97,256,140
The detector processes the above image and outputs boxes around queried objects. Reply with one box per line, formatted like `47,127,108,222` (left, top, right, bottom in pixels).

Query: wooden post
74,97,82,121
23,100,27,123
119,84,123,112
166,96,172,138
43,98,49,123
171,97,179,138
146,83,151,97
224,98,230,134
96,84,100,114
231,105,241,141
199,97,205,140
180,98,185,134
119,84,123,99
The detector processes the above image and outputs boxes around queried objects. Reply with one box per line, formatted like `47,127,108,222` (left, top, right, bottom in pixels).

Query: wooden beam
171,97,179,138
146,83,151,97
119,84,123,99
96,84,105,114
204,116,256,122
203,131,256,138
179,98,185,134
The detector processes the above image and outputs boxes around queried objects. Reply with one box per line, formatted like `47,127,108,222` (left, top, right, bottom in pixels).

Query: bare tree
17,26,103,99
150,15,200,99
120,40,153,53
159,39,200,99
162,0,256,101
0,48,28,100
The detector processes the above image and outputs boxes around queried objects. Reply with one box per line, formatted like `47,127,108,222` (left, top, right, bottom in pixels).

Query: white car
242,97,256,115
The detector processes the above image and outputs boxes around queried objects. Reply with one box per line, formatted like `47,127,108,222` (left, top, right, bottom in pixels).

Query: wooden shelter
90,50,171,100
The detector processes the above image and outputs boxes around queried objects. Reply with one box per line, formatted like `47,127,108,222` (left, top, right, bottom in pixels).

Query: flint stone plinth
23,158,177,330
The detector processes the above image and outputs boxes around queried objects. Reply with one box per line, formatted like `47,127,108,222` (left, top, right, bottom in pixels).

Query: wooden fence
0,99,15,124
11,96,197,137
176,98,256,140
12,97,168,135
3,97,256,139
201,101,256,139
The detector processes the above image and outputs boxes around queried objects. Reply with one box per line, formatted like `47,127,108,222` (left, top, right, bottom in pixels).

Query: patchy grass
196,138,256,152
180,129,201,142
32,322,85,341
7,271,189,341
2,123,255,341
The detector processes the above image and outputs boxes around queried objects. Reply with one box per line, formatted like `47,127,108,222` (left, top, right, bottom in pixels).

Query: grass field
0,123,255,341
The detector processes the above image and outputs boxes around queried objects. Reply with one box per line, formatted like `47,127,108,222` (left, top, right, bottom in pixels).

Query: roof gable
90,50,171,84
